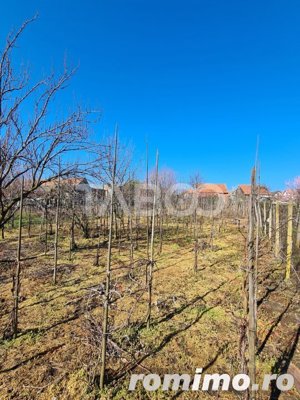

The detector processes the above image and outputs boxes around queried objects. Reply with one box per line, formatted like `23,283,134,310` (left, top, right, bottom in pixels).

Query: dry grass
0,218,299,399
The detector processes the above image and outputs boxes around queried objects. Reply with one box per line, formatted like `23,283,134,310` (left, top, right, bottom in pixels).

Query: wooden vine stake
286,202,293,280
194,239,199,272
100,127,118,390
275,202,280,258
53,161,61,284
12,177,24,339
296,205,300,248
146,150,159,329
268,202,273,241
247,167,257,400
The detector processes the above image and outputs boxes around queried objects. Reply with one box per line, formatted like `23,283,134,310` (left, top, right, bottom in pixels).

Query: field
0,217,299,399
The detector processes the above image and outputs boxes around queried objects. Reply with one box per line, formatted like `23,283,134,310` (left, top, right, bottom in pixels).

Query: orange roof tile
238,184,269,195
196,183,228,195
42,177,87,188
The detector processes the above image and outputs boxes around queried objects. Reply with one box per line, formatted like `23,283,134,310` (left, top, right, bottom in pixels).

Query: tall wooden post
194,239,198,272
263,201,267,235
275,202,280,257
268,202,273,241
53,167,61,285
248,168,257,400
44,200,48,254
286,202,293,280
69,188,76,261
146,150,159,329
129,211,134,266
159,213,163,255
27,204,32,238
146,143,150,258
100,128,118,390
296,205,300,248
12,177,24,338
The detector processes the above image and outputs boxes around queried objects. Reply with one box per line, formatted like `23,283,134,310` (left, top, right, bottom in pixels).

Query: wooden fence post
296,205,300,248
194,239,198,272
275,202,280,257
263,201,267,235
146,150,159,329
100,128,118,390
248,168,257,399
268,202,273,241
286,202,293,280
12,177,24,338
53,171,61,285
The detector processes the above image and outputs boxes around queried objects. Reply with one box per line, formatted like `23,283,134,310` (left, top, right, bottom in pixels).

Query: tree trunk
12,177,24,338
275,202,280,257
100,129,118,390
69,195,76,260
94,218,101,267
263,201,267,235
159,213,163,255
146,150,159,329
27,205,32,238
11,214,15,230
129,213,134,266
286,202,293,280
268,202,273,241
146,144,150,258
194,239,198,272
296,205,300,248
248,168,257,399
44,202,48,254
53,174,61,285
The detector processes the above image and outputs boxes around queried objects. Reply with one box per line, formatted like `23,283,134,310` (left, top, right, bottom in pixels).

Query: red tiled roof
63,177,88,185
238,184,269,195
195,183,228,195
42,177,87,188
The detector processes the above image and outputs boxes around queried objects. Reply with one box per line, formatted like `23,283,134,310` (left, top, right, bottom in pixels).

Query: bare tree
150,167,176,254
189,171,203,241
0,18,92,236
189,171,202,189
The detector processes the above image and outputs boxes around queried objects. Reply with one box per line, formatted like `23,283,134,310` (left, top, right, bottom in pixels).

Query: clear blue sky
1,0,300,190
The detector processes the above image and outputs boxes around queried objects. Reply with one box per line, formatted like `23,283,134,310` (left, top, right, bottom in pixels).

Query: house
230,184,271,217
273,189,299,202
194,183,229,197
233,184,270,200
186,183,229,214
41,177,107,212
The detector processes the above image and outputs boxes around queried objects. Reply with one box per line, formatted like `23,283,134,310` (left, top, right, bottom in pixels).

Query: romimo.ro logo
129,369,295,392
